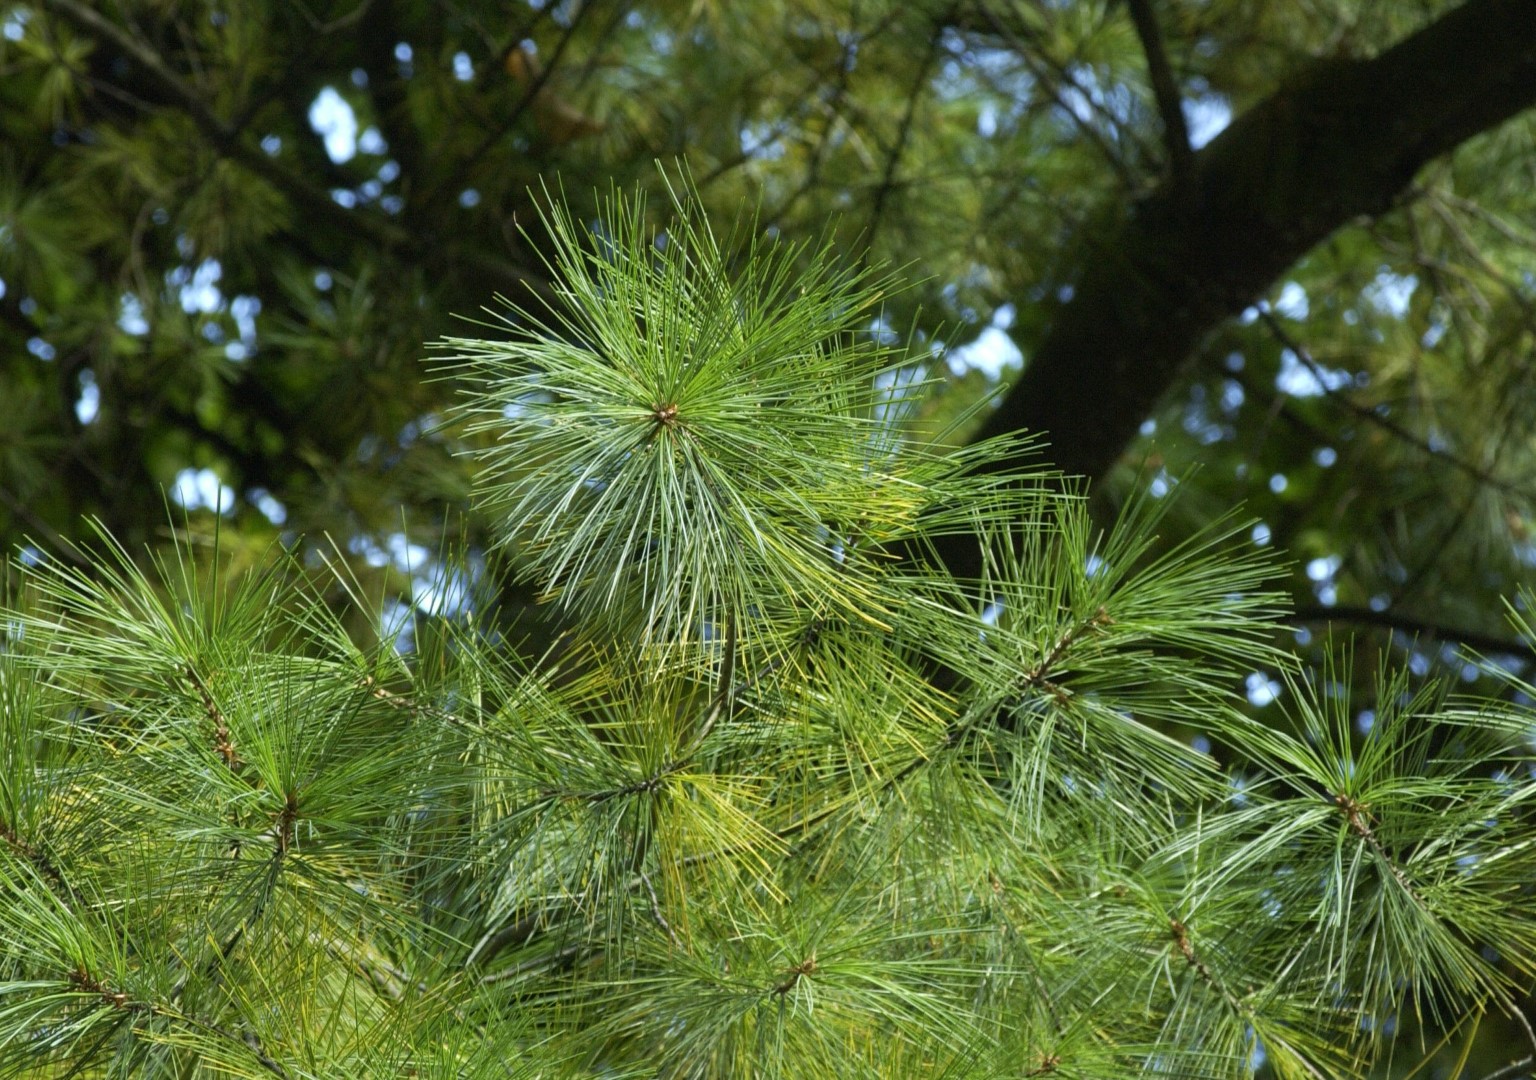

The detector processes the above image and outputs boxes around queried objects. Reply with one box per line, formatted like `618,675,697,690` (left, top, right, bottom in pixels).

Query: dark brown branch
1290,604,1535,662
1124,0,1192,185
865,9,951,251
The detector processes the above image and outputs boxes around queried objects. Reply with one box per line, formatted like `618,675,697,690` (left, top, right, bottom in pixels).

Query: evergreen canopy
5,0,1536,681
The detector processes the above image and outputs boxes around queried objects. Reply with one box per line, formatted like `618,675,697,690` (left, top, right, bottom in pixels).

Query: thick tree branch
962,0,1536,523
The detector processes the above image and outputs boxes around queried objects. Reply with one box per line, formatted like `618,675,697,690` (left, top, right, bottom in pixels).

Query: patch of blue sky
1276,348,1352,397
738,122,787,161
1245,671,1282,707
1273,281,1308,320
414,562,479,618
226,294,260,360
2,7,28,40
947,304,1021,377
248,488,288,525
873,365,927,425
308,87,358,164
172,468,235,515
75,370,99,423
178,258,223,315
1363,269,1417,316
1059,63,1135,128
1183,93,1231,149
1306,555,1342,582
347,533,432,575
119,294,150,335
977,102,998,137
358,127,387,155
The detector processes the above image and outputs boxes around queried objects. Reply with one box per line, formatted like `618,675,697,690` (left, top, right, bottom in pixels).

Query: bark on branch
968,0,1536,502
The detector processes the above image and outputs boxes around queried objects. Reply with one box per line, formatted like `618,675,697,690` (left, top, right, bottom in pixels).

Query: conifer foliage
3,186,1536,1078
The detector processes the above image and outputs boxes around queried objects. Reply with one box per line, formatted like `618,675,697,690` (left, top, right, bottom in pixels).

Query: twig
1168,917,1245,1015
864,7,951,252
1257,309,1536,503
1475,1058,1534,1080
1290,605,1536,663
1506,994,1536,1061
771,955,817,997
1479,991,1536,1080
183,664,242,771
975,3,1140,189
1124,0,1192,186
479,943,582,984
640,870,681,949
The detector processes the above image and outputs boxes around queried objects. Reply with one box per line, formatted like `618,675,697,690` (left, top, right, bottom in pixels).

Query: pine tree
3,182,1535,1079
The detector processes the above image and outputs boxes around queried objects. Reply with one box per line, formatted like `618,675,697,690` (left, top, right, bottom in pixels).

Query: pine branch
40,0,550,299
1477,1058,1535,1080
1256,309,1536,504
1167,917,1244,1016
417,0,599,212
973,2,1141,189
8,166,1534,1075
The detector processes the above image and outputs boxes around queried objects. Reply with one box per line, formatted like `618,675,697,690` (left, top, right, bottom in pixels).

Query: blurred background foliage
2,1,1536,1064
